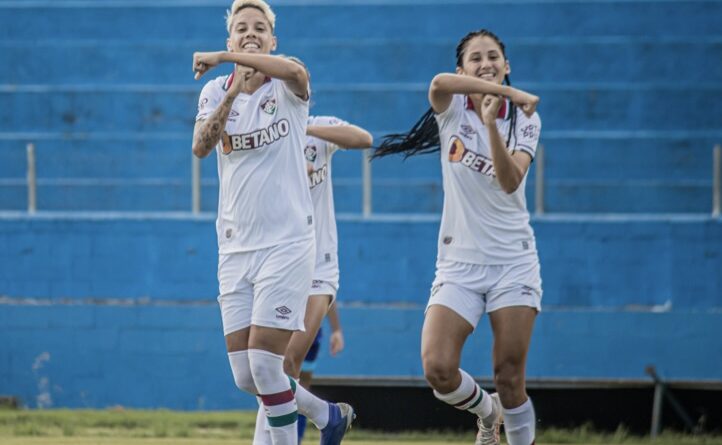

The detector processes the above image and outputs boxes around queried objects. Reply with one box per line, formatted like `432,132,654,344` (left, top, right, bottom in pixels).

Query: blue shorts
301,327,323,372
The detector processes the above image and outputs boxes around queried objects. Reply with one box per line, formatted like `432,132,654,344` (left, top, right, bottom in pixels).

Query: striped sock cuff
267,410,298,427
453,385,479,409
260,389,295,407
261,390,298,428
466,390,484,410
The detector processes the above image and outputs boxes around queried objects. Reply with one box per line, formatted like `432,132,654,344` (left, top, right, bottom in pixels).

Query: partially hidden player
253,74,372,445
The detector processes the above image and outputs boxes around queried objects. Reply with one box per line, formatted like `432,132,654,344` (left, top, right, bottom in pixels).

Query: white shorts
217,238,315,335
427,258,542,329
309,279,338,305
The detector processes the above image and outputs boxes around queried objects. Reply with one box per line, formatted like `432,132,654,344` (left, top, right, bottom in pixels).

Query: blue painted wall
2,0,722,409
1,215,721,309
1,214,721,408
2,302,721,409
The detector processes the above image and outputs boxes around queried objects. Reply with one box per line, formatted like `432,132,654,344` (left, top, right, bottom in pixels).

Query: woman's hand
329,330,345,356
480,94,503,126
193,51,227,80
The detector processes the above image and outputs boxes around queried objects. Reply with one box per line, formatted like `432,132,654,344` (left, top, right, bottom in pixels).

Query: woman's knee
228,351,257,394
423,356,458,392
493,360,525,395
248,349,286,390
283,353,303,379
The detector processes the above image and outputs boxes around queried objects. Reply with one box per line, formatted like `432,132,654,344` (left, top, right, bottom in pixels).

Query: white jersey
305,115,349,285
196,74,314,254
434,94,542,265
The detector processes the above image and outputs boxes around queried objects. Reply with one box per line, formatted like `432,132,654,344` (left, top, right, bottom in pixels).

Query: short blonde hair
226,0,276,33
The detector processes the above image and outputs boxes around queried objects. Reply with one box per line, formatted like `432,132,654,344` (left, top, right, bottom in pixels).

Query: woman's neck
239,72,268,94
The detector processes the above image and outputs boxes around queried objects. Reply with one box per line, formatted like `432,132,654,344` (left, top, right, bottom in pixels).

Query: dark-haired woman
374,30,541,445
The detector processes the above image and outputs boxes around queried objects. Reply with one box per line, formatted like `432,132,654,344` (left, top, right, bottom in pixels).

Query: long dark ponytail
373,29,516,160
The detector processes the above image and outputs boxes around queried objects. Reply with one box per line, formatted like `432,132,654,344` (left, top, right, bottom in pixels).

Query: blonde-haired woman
192,1,354,443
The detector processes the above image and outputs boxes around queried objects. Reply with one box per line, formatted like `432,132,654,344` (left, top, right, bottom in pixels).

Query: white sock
248,349,298,445
433,369,493,419
253,397,272,445
228,350,258,394
503,397,536,445
291,378,330,429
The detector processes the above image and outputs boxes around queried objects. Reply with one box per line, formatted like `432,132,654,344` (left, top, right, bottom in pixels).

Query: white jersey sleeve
513,111,542,160
308,115,350,156
195,79,224,122
277,78,311,109
434,94,465,133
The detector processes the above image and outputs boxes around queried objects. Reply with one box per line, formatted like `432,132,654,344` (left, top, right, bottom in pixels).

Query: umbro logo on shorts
275,306,292,320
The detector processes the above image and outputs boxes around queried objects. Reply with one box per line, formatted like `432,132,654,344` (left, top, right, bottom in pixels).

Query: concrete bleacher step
2,1,720,40
2,37,721,85
2,84,720,132
1,132,717,213
0,179,713,214
1,133,718,181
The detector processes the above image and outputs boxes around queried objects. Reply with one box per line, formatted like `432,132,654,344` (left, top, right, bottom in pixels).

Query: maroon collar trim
465,96,510,120
224,72,272,91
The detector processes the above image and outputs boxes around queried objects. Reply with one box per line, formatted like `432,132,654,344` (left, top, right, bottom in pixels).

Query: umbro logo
275,306,292,315
275,306,292,320
459,124,477,139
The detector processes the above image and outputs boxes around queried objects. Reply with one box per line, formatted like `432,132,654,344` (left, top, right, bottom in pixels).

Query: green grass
0,408,721,445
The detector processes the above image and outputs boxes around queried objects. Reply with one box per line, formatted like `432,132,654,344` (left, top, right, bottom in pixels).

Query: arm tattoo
193,94,236,157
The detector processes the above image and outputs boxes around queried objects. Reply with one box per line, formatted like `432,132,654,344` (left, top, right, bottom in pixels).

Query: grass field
1,408,721,445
